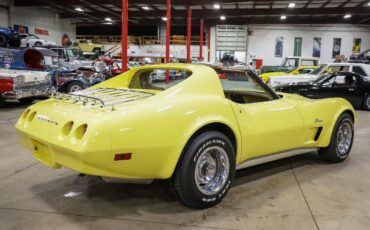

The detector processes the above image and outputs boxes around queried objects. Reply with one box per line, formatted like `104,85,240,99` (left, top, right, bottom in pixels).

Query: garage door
216,25,247,52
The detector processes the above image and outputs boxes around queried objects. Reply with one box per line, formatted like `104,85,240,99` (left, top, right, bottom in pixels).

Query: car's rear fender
105,95,241,179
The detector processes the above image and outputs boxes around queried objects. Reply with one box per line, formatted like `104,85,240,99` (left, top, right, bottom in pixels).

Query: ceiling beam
75,15,365,26
14,0,255,7
61,7,370,19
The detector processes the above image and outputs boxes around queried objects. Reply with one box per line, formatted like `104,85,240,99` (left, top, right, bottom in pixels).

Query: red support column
199,18,204,62
207,27,211,62
186,6,192,64
121,0,128,72
165,0,171,83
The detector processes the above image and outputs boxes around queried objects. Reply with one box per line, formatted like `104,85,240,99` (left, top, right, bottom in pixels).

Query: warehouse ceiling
14,0,370,25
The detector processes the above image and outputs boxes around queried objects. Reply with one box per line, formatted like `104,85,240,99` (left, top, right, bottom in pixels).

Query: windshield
29,34,39,39
281,58,299,68
310,64,326,75
67,48,83,59
313,73,336,85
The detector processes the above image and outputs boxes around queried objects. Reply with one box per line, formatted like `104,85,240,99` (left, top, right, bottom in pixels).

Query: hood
274,81,316,93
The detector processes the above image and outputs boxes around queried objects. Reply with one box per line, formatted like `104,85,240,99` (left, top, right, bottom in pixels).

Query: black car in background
274,71,370,111
349,49,370,64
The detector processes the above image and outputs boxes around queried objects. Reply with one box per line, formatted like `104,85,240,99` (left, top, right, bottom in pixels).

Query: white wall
0,0,9,27
9,5,76,45
248,24,370,65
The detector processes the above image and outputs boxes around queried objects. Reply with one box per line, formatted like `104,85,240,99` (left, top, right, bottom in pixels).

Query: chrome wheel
367,97,370,109
336,121,353,155
69,84,83,92
194,146,230,196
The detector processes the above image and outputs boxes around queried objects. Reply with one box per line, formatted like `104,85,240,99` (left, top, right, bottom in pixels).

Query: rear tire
34,41,42,47
319,113,354,163
0,95,5,107
0,34,8,47
172,131,235,209
363,95,370,111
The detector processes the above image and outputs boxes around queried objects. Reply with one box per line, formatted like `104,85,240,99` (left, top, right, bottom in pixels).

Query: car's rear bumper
2,82,54,100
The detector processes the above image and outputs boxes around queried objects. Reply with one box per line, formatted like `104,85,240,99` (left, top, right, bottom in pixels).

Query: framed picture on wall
294,37,302,56
275,37,283,57
332,38,341,58
313,37,321,58
353,38,361,54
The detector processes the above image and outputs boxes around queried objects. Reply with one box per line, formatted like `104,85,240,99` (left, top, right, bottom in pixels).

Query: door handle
348,88,355,91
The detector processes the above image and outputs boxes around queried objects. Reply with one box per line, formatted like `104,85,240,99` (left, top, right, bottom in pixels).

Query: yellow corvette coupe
260,66,317,83
16,64,355,209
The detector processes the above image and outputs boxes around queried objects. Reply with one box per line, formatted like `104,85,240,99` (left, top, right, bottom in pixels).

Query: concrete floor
1,101,370,230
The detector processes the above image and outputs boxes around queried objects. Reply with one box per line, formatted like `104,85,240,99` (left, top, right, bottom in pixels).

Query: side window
334,75,356,86
301,60,315,66
330,66,349,73
221,71,275,104
298,68,313,74
333,76,345,85
352,66,367,76
129,68,191,91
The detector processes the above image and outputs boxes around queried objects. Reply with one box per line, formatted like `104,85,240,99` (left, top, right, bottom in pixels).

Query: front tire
172,131,235,209
319,113,354,163
363,95,370,111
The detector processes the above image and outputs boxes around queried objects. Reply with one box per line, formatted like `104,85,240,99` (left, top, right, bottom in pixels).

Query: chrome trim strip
236,148,318,170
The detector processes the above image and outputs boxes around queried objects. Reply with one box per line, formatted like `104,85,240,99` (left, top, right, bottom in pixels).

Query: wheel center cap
206,164,216,178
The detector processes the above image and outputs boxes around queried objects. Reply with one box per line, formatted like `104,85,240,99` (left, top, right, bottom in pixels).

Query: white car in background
20,34,56,47
269,63,370,87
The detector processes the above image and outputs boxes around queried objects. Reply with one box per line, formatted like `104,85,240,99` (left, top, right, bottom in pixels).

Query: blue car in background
0,27,20,47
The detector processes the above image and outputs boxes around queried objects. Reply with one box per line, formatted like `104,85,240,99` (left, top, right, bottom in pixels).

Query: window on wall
294,37,302,56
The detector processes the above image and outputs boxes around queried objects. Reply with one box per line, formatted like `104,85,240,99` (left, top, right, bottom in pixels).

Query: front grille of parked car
14,81,52,91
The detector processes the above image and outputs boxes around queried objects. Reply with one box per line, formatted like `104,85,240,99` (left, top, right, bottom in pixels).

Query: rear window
353,66,367,76
129,68,192,91
301,59,317,66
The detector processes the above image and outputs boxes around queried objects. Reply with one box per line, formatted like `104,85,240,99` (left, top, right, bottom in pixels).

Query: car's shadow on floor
29,150,335,217
0,101,31,111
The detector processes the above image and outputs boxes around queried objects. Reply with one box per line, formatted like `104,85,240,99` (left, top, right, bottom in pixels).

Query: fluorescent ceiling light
214,4,220,9
162,17,167,21
142,6,150,10
344,14,351,19
105,17,113,22
280,15,287,20
75,7,83,12
220,15,226,20
288,2,295,8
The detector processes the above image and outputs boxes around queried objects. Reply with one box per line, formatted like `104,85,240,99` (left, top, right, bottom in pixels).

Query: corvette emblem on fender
36,115,59,126
314,118,323,123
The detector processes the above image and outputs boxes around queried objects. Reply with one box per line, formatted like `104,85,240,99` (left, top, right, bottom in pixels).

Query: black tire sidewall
34,42,42,46
363,95,370,111
332,115,354,159
177,131,235,208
